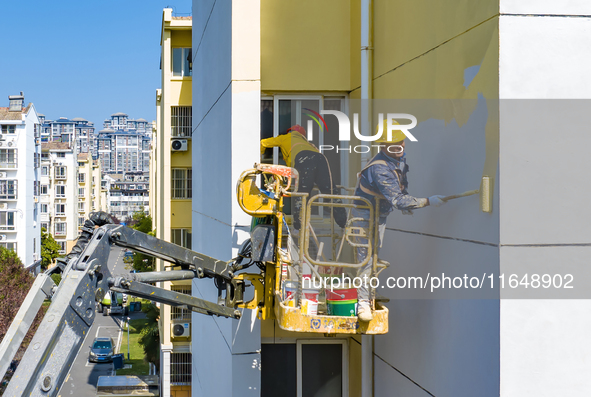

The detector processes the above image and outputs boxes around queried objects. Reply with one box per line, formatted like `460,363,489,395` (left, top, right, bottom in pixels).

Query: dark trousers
292,150,347,230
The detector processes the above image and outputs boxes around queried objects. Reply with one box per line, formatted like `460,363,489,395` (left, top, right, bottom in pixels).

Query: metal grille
170,352,192,385
171,106,192,137
171,285,192,320
0,180,17,199
171,168,192,199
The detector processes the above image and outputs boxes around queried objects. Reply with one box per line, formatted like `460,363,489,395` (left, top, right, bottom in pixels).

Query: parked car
88,337,115,363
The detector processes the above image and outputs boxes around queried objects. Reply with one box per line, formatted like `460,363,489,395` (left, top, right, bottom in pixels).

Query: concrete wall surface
498,6,591,396
192,1,261,396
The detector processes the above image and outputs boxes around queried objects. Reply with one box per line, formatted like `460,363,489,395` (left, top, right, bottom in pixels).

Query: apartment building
96,113,151,175
0,93,41,269
39,115,96,158
152,9,192,397
105,172,150,221
40,142,78,255
76,153,106,233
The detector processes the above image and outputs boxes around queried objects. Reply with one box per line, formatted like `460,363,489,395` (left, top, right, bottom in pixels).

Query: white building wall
498,5,591,396
7,106,41,268
191,1,261,396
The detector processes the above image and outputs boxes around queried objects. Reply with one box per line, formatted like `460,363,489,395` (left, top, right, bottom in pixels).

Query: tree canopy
40,227,61,270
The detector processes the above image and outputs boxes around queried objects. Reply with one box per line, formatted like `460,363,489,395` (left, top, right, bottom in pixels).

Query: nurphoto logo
303,110,418,153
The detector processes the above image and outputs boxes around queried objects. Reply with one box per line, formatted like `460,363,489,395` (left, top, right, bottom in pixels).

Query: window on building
55,185,66,198
171,228,191,250
0,149,17,168
263,96,347,218
41,204,48,213
0,212,16,230
78,217,85,227
40,222,48,231
78,202,85,212
171,106,192,137
55,166,66,179
56,152,65,158
0,242,17,252
0,180,17,199
57,240,67,253
55,204,66,216
33,181,39,196
55,222,67,236
261,341,348,397
41,166,49,176
171,285,192,320
41,184,48,195
78,187,85,197
171,168,192,199
170,353,192,385
172,47,192,77
78,173,85,183
1,125,15,134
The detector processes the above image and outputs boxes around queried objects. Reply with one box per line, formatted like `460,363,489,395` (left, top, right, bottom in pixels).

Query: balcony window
0,242,17,252
170,353,192,385
41,184,48,195
0,149,17,168
55,166,67,179
78,187,85,197
78,173,86,183
55,204,66,216
0,211,16,231
55,185,66,198
0,180,17,199
41,166,48,176
171,168,192,199
171,228,191,250
172,47,192,77
171,106,192,137
1,125,15,134
171,285,192,320
78,202,85,212
41,204,48,213
55,222,67,236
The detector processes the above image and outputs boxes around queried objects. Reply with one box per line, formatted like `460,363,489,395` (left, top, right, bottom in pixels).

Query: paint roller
440,176,492,213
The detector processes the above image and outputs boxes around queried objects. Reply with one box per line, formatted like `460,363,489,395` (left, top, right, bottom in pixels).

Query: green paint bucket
327,299,357,316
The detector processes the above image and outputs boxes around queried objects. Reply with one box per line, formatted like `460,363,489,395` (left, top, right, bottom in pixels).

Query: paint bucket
327,299,357,316
326,287,357,301
282,281,319,315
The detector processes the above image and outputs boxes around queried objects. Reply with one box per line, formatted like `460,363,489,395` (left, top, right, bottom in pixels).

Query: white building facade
39,142,78,255
0,93,41,269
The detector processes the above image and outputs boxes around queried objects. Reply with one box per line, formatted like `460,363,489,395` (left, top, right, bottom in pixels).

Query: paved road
58,246,130,397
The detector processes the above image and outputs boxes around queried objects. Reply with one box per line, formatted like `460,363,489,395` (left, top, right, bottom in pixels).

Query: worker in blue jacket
354,119,447,322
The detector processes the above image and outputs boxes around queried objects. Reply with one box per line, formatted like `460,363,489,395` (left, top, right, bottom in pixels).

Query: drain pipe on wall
360,0,374,396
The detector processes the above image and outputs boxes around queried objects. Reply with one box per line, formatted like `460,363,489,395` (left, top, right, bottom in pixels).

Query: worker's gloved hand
428,195,446,207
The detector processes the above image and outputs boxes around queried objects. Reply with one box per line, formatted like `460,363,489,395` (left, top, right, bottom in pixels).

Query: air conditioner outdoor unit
0,172,6,178
171,139,188,152
0,235,6,241
0,203,7,210
171,322,191,338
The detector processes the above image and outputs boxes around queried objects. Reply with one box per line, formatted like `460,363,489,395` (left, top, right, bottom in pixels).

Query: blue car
88,337,115,363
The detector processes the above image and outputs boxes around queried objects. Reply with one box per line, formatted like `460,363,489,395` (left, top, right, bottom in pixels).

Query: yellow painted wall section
373,0,498,84
171,385,191,397
171,30,192,48
261,0,352,92
349,0,361,91
372,18,499,180
170,80,192,105
171,201,192,229
171,141,192,167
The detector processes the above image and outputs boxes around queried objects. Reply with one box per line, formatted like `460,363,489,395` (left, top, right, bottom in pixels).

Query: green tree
40,227,60,270
128,212,154,272
138,303,160,370
0,248,47,393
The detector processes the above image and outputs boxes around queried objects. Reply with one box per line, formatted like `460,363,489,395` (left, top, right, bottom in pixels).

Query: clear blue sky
0,0,192,129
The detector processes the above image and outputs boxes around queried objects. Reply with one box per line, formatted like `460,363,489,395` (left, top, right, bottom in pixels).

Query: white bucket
282,281,319,315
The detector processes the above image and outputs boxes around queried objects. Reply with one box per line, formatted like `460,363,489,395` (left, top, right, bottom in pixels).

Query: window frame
296,339,349,397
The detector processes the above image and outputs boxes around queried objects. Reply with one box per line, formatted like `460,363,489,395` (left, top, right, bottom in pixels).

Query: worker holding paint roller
353,119,447,322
